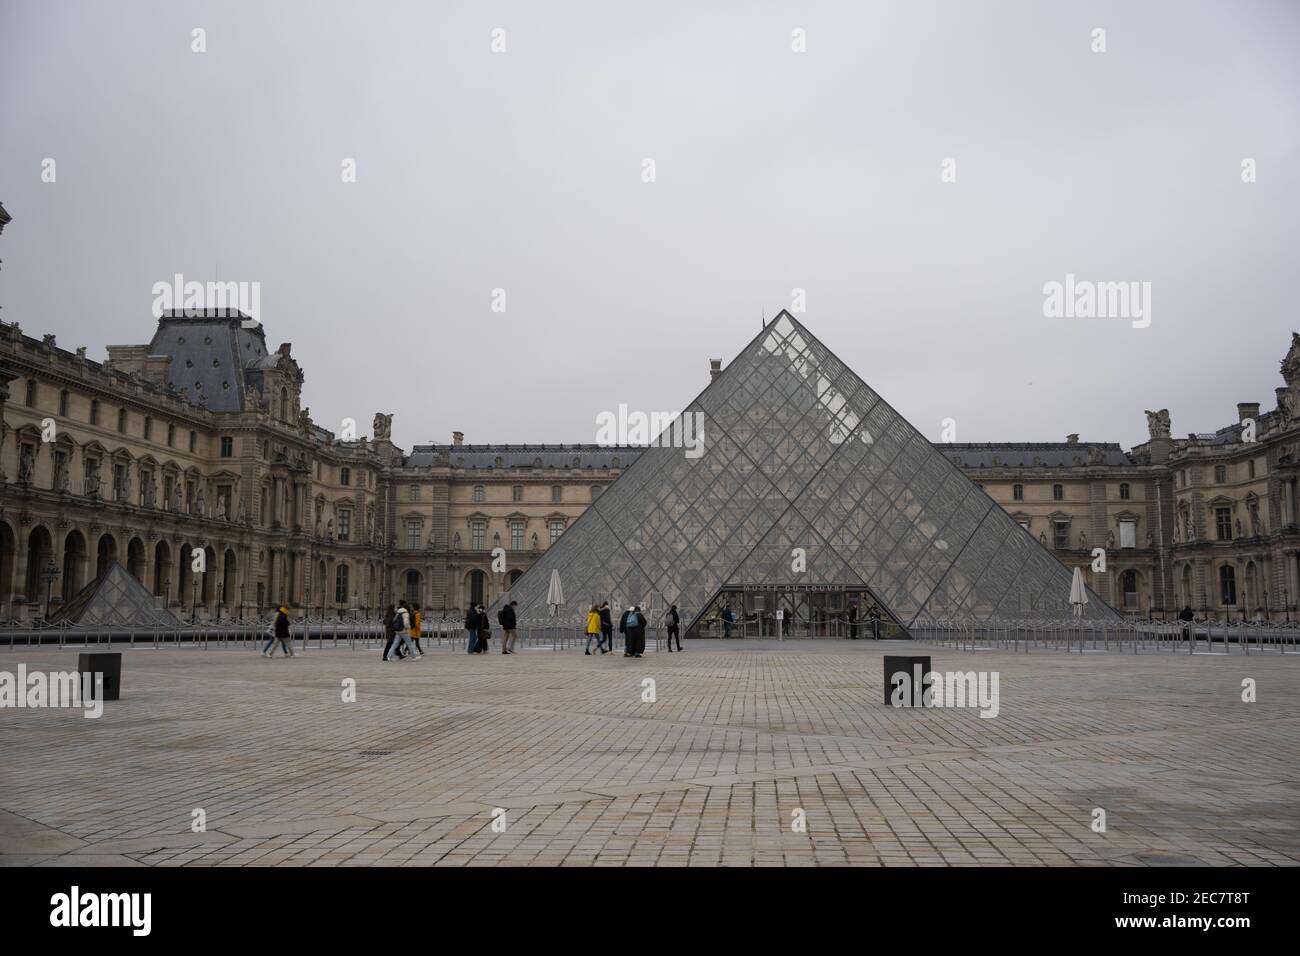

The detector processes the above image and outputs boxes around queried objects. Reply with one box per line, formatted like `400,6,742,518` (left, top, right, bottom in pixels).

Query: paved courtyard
2,639,1298,866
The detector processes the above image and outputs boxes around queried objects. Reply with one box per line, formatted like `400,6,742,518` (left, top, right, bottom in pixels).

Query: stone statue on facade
144,475,156,507
1039,531,1046,545
372,413,393,441
1107,530,1115,549
236,495,246,523
1145,530,1153,549
325,518,333,540
18,446,34,485
85,469,101,498
1144,409,1171,441
1079,532,1087,550
120,470,132,503
171,481,183,512
55,463,70,493
1235,516,1243,538
195,488,207,517
216,494,227,520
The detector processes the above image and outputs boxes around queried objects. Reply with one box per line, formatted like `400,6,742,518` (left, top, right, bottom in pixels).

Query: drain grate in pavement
359,750,394,757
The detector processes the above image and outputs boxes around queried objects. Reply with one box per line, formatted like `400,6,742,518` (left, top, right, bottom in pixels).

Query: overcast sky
2,0,1297,452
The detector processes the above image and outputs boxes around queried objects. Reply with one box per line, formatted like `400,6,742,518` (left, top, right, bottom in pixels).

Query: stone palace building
0,205,1295,623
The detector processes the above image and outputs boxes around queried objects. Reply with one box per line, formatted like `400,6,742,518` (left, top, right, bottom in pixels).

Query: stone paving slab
1,640,1297,866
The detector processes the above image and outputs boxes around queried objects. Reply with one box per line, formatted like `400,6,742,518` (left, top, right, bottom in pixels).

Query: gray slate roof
403,444,644,470
935,442,1132,468
148,311,269,413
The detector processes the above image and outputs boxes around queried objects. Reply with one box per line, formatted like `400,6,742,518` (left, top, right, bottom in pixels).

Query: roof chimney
709,359,722,383
452,431,464,446
1066,433,1079,445
1238,402,1260,423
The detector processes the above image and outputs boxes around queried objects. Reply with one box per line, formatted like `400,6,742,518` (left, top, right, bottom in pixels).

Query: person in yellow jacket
410,603,424,657
585,605,601,655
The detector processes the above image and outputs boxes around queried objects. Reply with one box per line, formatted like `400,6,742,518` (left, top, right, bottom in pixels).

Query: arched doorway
335,563,350,605
1120,569,1139,612
154,540,172,600
1244,561,1258,616
95,533,118,578
0,521,16,610
62,530,88,601
467,569,486,607
404,569,422,606
507,568,523,587
25,526,54,607
223,549,238,612
127,537,146,585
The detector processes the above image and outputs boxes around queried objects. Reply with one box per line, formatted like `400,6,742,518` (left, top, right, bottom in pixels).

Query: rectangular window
510,521,524,550
551,486,562,503
220,436,234,458
117,408,127,433
340,467,351,486
407,520,421,550
1119,520,1136,549
189,430,197,453
1216,507,1233,541
549,518,565,544
1248,459,1256,479
512,485,523,503
409,484,420,501
471,521,486,550
90,400,100,426
1053,521,1070,550
337,508,351,542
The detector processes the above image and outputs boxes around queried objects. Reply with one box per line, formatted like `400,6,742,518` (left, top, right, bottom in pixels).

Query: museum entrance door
686,586,908,639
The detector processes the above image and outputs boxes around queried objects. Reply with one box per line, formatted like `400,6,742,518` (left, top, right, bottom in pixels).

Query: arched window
335,564,349,604
1219,565,1237,606
1052,484,1064,501
468,569,485,606
591,485,602,500
1012,483,1024,501
1121,570,1138,610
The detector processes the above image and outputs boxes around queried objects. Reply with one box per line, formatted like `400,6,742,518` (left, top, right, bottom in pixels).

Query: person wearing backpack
625,605,646,658
665,604,681,652
500,600,518,654
386,602,418,661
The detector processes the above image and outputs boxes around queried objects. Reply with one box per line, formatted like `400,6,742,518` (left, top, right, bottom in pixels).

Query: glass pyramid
497,312,1118,631
49,561,181,628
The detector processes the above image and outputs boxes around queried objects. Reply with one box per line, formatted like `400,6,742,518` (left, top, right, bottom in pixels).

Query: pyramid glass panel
492,313,1119,632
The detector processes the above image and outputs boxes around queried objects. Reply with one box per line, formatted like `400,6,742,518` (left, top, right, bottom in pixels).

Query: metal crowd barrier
908,618,1300,655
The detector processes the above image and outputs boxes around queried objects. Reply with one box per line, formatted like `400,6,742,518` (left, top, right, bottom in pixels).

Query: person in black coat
619,607,632,657
381,605,400,660
465,605,480,654
598,602,613,653
665,604,681,652
848,602,859,640
624,605,647,658
475,604,491,653
1178,604,1195,641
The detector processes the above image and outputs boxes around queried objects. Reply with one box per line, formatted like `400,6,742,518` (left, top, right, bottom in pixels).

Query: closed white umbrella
546,569,565,617
1069,567,1087,617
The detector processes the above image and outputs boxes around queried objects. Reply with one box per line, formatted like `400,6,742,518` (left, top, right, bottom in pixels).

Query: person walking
410,603,424,656
869,603,882,640
500,600,518,654
380,605,399,660
722,604,734,639
665,604,681,652
465,604,480,654
585,604,602,654
476,604,491,653
848,602,859,639
598,601,614,654
1178,604,1195,642
263,605,294,658
387,602,419,661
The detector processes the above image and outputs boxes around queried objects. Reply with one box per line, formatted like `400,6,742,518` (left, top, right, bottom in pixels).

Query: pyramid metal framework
499,313,1118,630
49,561,181,628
